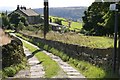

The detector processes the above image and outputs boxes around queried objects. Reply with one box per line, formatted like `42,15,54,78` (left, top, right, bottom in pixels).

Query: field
0,28,11,46
20,30,114,48
50,16,65,21
50,16,82,31
62,21,82,31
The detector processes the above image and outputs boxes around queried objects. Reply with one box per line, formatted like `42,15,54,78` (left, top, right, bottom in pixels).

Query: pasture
20,30,114,48
50,16,83,31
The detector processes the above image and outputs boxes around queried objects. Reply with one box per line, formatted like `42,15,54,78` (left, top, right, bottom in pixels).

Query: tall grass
20,30,114,48
2,59,27,78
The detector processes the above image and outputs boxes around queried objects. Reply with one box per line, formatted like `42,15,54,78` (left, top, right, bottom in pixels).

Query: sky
0,0,95,11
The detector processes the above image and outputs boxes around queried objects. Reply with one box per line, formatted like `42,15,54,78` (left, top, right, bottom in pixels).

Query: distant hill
34,7,87,22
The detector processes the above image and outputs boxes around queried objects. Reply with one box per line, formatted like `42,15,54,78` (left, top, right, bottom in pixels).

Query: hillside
34,7,87,21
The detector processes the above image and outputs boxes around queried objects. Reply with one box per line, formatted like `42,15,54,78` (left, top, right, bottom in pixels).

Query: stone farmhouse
10,5,42,24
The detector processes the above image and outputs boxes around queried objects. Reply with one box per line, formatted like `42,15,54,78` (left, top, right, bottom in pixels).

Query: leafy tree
17,21,25,31
9,12,28,31
83,2,104,35
82,1,116,35
20,16,28,26
1,13,9,29
9,12,21,27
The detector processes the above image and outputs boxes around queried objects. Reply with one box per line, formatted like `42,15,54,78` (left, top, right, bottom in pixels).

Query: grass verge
44,46,107,78
2,58,27,78
22,41,61,78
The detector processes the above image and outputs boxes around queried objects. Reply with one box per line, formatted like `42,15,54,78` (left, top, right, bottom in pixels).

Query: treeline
1,12,43,32
82,1,120,36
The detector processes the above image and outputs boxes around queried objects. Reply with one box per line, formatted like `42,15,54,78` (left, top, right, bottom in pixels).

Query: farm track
9,33,86,79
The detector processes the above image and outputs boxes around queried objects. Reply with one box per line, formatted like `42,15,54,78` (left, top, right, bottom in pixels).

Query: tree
82,1,116,36
9,12,28,31
1,13,9,29
9,12,21,27
20,16,28,26
17,21,25,31
83,2,105,35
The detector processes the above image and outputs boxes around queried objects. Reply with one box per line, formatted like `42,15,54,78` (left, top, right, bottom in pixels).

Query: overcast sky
0,0,95,11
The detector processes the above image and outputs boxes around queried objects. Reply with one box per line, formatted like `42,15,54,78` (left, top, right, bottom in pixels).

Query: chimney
23,6,26,10
17,5,20,10
20,6,23,9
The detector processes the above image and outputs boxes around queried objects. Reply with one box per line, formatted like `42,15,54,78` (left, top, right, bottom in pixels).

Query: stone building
10,5,42,24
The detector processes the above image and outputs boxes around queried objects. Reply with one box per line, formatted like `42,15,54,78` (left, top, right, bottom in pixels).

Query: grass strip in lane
22,41,61,78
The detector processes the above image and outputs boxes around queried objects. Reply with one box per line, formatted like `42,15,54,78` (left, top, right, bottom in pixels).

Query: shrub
3,67,16,77
24,25,36,31
72,59,79,67
69,58,74,63
17,21,25,31
2,39,25,68
44,45,49,51
2,37,27,78
61,54,69,62
59,51,64,59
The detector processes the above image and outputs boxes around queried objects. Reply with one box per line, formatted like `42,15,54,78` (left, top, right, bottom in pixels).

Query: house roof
20,9,39,16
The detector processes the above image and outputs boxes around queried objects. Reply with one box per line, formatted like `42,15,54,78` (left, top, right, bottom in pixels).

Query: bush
44,45,49,51
61,54,69,62
3,67,16,77
72,59,79,67
2,39,25,68
17,21,25,31
59,51,64,59
2,37,27,78
69,58,74,63
24,25,36,31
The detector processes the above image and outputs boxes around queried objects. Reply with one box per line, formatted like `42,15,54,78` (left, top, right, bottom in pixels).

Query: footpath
9,33,86,79
8,47,45,78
